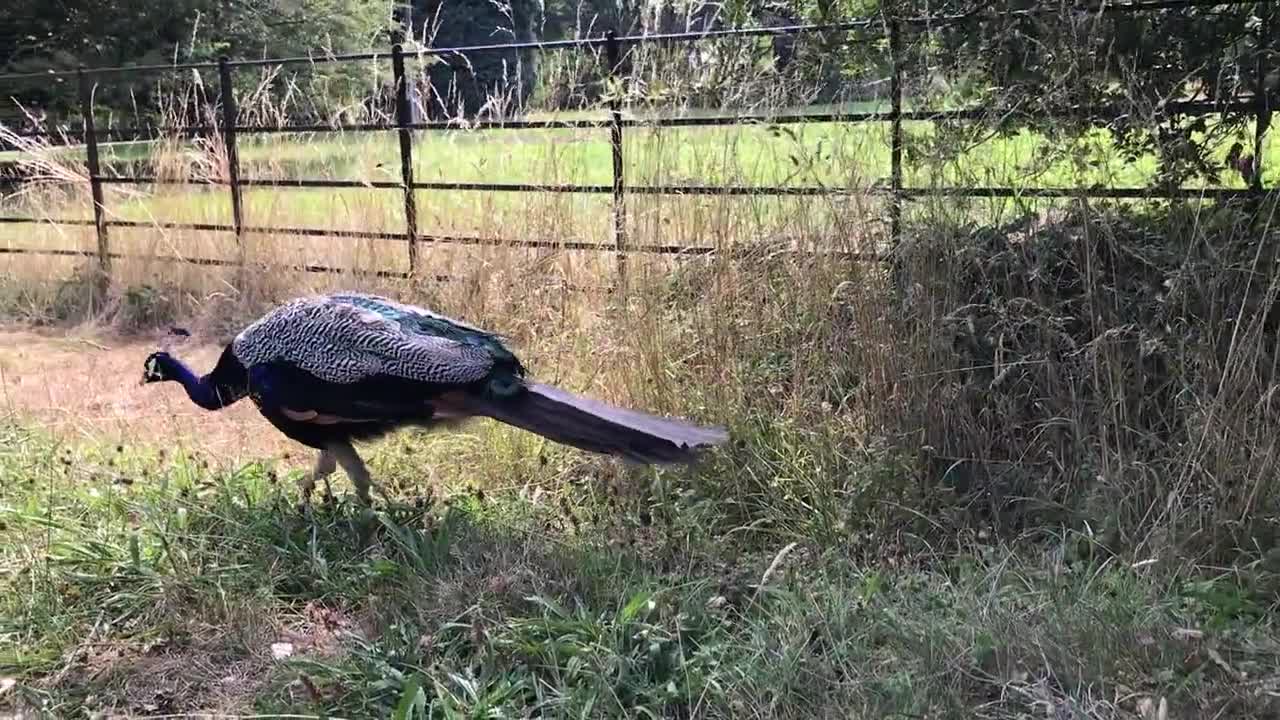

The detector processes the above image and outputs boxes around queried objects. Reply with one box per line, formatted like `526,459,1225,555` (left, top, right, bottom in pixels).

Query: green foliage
406,0,540,119
540,0,643,39
1,0,391,127
900,0,1278,186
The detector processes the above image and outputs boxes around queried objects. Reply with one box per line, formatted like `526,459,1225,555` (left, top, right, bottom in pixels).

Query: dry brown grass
6,17,1280,719
1,16,1277,568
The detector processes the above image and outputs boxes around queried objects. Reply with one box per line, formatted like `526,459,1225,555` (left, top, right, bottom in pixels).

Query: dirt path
0,326,297,465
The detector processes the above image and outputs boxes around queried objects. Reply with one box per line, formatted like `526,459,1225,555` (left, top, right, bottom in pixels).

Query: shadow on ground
3,428,1278,718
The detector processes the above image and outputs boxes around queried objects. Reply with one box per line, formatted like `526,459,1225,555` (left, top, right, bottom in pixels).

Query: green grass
3,105,1276,286
6,116,1276,233
3,422,1278,717
7,108,1277,186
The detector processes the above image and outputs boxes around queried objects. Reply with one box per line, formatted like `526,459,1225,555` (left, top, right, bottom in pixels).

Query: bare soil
0,326,297,465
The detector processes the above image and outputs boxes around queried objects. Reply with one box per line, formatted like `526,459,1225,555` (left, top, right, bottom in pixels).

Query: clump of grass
3,426,1278,717
888,198,1280,562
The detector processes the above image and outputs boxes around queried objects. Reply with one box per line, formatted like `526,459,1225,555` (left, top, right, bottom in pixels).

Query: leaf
620,591,655,623
392,673,426,720
525,594,568,618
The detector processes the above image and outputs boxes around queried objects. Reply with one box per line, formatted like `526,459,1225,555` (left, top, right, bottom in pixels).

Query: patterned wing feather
327,292,523,371
232,293,501,386
325,292,491,335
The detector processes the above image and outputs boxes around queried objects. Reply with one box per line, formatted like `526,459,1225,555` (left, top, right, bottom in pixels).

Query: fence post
77,67,110,287
605,30,627,286
888,15,903,247
1252,6,1272,195
218,57,245,252
391,42,419,276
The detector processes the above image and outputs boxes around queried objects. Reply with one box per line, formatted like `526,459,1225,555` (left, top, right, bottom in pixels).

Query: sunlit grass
5,117,1273,256
2,422,1276,717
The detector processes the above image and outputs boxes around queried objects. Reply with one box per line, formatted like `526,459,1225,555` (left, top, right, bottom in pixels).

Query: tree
895,0,1278,187
615,0,885,110
1,0,391,129
406,0,541,119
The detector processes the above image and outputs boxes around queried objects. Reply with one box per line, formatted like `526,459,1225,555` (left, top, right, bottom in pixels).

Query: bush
890,198,1280,561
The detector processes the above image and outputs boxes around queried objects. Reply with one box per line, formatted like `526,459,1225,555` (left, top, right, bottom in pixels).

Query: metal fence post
888,15,904,246
217,57,245,251
605,30,627,285
1252,6,1272,194
391,42,420,276
77,67,110,285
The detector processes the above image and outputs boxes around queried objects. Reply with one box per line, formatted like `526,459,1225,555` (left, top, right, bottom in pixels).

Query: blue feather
142,292,727,507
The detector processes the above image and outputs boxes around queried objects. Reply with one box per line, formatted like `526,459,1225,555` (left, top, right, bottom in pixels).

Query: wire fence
0,0,1275,285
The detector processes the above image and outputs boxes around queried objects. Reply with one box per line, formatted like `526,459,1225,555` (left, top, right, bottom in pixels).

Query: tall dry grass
1,10,1277,572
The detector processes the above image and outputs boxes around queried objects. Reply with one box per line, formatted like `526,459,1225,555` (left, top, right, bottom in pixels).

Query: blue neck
168,357,236,410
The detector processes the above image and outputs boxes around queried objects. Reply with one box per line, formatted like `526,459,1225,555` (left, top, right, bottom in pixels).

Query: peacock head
141,351,179,384
141,328,194,384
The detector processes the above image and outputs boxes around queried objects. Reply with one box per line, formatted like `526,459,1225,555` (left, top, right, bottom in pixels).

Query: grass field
2,112,1275,319
3,411,1278,717
4,113,1276,268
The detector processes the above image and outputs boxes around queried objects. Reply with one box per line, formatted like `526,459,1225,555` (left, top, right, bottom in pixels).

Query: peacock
140,291,728,503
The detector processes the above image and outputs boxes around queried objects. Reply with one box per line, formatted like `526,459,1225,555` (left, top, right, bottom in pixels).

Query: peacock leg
298,450,336,505
328,441,377,505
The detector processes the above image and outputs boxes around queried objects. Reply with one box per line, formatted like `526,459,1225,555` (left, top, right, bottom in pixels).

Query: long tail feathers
471,383,728,464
